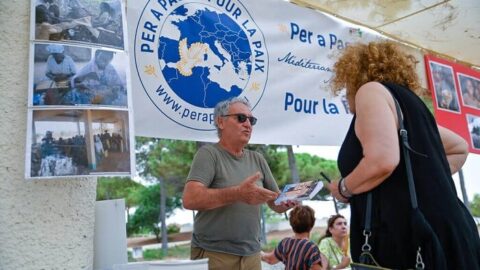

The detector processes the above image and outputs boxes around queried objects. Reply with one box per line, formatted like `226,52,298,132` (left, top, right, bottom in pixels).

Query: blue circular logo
160,4,252,108
134,0,268,130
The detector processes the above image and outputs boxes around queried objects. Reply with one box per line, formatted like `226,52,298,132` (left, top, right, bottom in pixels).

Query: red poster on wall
425,55,480,154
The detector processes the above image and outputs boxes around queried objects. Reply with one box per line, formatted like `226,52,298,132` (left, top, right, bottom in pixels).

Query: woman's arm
438,125,468,174
329,82,400,198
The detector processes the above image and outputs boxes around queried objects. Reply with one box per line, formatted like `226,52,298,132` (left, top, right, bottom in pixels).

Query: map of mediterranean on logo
134,0,268,130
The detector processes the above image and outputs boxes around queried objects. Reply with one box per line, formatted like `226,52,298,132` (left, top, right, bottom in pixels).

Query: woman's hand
327,181,349,203
338,255,351,269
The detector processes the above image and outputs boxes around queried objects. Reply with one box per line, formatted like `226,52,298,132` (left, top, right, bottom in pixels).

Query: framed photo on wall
425,54,480,154
458,73,480,109
26,108,133,178
466,114,480,150
30,43,128,107
31,0,126,50
428,61,460,113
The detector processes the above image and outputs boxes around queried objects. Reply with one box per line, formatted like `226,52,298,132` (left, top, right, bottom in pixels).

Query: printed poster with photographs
425,55,480,154
26,0,134,179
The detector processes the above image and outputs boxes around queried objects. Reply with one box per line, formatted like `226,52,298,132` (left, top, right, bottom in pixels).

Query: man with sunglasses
183,97,296,270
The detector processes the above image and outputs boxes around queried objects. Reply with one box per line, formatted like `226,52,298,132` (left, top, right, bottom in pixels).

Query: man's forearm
183,183,241,211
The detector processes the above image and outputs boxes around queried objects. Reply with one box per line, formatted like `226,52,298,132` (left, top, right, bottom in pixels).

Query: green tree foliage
97,176,143,200
420,91,434,115
136,137,196,195
261,148,339,186
96,176,145,221
133,138,197,239
471,194,480,217
128,184,182,239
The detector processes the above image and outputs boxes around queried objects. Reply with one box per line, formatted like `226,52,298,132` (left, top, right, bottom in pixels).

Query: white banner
128,0,382,145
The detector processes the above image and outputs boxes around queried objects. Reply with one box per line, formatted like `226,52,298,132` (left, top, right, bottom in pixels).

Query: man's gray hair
213,97,252,137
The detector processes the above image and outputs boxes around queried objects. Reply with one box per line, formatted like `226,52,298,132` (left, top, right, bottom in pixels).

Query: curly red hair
331,40,420,111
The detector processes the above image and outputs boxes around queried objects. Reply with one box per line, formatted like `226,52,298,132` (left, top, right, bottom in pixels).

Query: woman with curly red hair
327,40,480,269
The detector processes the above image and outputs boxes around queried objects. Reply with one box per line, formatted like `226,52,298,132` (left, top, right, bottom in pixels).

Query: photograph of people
458,74,480,109
467,114,480,149
33,43,83,105
69,49,128,106
32,45,128,107
29,109,131,178
429,61,460,112
33,0,124,49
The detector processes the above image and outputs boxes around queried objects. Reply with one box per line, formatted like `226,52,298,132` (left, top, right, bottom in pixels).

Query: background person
93,134,104,164
461,78,479,107
70,49,126,105
182,97,297,270
327,41,480,269
432,64,459,111
318,214,350,270
262,205,327,270
35,44,77,105
93,1,121,30
45,44,76,86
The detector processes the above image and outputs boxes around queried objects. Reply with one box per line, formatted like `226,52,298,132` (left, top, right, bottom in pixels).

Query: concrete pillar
0,2,97,269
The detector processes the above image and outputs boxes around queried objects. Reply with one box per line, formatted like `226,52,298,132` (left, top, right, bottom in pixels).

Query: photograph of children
33,0,125,49
458,74,480,109
29,109,131,178
32,44,128,107
467,114,480,150
429,61,460,112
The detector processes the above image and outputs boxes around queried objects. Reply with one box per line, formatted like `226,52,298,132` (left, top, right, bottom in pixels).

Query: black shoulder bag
351,90,446,270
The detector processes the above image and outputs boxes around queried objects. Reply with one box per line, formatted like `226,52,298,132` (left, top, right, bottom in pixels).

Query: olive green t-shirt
187,143,280,256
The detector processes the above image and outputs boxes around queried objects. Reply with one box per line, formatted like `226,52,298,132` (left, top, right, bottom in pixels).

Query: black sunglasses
222,113,257,125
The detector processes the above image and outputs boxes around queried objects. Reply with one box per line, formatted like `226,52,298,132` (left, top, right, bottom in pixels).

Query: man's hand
238,172,278,205
183,172,279,210
268,199,298,213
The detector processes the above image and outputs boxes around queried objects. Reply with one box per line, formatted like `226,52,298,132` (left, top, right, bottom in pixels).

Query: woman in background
318,214,350,270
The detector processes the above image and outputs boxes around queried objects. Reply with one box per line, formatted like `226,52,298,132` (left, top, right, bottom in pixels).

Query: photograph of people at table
32,44,128,107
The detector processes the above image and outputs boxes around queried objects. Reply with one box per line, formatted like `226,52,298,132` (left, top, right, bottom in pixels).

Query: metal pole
458,169,470,210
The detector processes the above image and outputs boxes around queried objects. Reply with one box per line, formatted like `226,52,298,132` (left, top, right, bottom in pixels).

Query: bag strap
391,94,418,209
359,87,425,270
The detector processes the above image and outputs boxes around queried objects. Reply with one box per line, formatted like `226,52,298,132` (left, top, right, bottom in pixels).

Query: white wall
94,199,128,270
0,1,97,269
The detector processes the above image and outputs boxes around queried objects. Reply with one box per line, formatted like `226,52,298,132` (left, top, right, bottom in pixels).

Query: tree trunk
286,145,300,184
260,205,267,245
159,177,168,255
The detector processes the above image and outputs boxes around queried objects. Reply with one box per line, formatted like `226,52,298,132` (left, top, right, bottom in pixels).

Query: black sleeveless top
338,82,480,269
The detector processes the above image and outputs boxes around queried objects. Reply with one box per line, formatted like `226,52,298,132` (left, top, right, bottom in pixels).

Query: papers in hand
274,180,324,205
